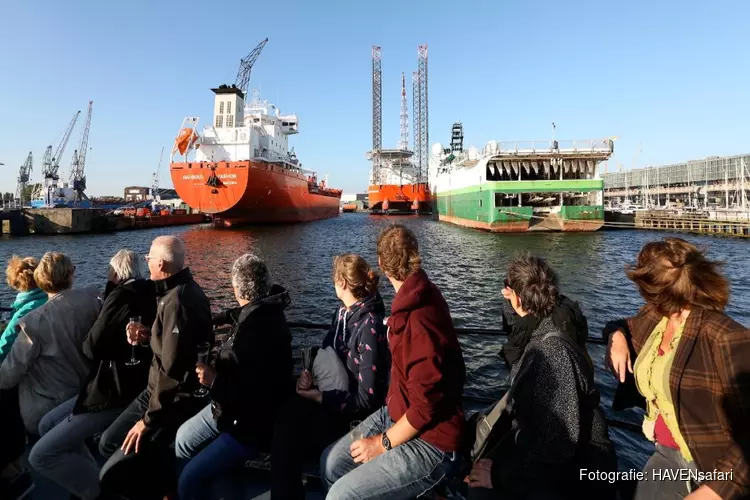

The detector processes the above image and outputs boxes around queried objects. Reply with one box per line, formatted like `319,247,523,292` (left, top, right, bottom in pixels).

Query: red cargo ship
169,40,341,227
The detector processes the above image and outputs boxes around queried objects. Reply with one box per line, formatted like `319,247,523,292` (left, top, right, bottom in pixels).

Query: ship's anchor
206,164,222,188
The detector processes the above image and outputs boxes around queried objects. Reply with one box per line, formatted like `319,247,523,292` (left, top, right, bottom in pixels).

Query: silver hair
110,249,146,281
231,254,271,302
151,236,185,272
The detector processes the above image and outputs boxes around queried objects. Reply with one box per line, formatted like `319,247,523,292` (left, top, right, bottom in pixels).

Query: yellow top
633,316,694,462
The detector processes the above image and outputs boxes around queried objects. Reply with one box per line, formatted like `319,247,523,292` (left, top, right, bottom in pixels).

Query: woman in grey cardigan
0,252,101,435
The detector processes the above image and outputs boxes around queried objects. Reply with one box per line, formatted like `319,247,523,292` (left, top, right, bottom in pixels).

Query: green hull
434,180,604,232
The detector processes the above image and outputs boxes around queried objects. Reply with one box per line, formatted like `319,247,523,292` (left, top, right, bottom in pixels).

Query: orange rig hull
170,160,341,226
367,183,432,214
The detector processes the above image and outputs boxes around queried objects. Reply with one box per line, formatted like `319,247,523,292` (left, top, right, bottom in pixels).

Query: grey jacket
0,287,102,433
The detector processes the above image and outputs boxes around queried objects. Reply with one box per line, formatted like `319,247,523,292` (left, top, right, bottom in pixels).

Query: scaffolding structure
604,153,750,209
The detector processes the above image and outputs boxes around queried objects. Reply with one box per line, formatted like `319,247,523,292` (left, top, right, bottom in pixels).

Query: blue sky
1,0,748,196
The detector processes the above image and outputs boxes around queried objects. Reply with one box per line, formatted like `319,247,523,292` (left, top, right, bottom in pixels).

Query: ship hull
368,183,432,214
434,181,604,233
170,160,341,226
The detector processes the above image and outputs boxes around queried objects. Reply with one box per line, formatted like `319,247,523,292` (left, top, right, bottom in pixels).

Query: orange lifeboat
173,128,201,155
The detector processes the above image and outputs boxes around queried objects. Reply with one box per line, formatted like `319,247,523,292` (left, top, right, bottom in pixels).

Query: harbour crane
35,110,80,206
16,152,32,207
235,38,268,96
151,146,165,204
43,110,81,181
70,101,94,205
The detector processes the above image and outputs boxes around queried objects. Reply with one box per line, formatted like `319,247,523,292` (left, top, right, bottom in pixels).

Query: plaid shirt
605,304,750,500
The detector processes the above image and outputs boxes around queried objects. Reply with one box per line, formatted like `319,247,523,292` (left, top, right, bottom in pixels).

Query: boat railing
492,139,614,155
237,320,642,434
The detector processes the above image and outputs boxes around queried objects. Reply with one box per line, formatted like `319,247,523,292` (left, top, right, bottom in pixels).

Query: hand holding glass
125,317,143,366
194,342,212,398
350,420,363,442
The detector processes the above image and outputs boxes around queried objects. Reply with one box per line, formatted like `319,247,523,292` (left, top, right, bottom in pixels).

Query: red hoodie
386,270,466,452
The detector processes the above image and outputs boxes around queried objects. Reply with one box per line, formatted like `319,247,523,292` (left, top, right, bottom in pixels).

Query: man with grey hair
98,236,213,499
28,248,157,500
172,253,293,499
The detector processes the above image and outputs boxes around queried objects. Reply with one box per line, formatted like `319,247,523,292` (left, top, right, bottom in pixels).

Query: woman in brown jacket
605,237,750,500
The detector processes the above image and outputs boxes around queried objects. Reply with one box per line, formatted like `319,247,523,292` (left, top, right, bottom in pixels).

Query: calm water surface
2,215,748,471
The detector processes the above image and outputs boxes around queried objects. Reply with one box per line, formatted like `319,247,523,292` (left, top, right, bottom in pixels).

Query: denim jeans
178,432,256,500
321,406,455,500
28,396,122,500
634,444,700,500
99,389,199,500
175,403,256,500
174,403,219,460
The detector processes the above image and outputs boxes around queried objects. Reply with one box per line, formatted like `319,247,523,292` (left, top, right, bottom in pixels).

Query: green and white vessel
428,123,614,232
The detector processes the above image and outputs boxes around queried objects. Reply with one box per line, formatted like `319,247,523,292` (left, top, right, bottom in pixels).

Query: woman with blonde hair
1,256,47,364
605,237,750,499
270,253,390,500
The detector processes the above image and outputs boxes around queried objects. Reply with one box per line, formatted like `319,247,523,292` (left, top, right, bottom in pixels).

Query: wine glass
350,420,363,442
194,341,212,398
125,316,142,366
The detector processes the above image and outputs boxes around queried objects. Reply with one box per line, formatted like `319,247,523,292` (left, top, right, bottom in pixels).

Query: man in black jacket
98,236,213,499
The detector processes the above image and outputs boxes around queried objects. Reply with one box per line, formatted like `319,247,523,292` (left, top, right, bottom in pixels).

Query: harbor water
2,215,749,473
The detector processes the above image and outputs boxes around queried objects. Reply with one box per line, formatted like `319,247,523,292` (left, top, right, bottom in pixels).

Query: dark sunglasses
503,278,511,289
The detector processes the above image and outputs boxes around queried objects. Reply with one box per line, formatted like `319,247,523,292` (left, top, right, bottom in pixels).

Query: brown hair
332,254,379,300
626,237,729,316
376,224,422,281
6,256,40,292
507,253,559,318
34,252,75,294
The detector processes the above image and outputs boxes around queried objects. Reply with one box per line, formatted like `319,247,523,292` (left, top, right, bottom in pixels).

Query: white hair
231,254,271,302
110,249,145,281
151,236,185,272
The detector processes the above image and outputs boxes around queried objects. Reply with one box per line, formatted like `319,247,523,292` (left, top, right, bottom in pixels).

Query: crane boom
46,110,81,179
152,146,165,202
71,101,93,203
16,152,32,206
235,38,268,96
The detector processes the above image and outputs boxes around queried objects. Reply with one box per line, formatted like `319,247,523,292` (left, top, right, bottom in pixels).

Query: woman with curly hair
605,237,750,500
0,256,47,364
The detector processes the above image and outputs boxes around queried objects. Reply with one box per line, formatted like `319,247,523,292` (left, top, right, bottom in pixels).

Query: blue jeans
29,396,122,500
174,403,220,460
321,406,455,500
175,403,257,500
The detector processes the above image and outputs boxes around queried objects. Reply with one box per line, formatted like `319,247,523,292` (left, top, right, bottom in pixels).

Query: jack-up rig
367,45,431,215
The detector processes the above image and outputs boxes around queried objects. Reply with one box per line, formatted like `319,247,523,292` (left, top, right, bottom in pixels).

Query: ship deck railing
217,320,641,435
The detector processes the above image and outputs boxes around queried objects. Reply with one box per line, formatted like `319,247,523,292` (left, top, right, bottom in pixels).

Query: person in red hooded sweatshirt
320,224,466,499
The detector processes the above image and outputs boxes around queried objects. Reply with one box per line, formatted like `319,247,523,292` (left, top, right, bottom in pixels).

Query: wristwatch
382,432,393,451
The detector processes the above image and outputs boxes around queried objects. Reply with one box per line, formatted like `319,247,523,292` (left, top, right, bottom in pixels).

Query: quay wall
635,211,750,238
25,208,110,234
0,209,27,236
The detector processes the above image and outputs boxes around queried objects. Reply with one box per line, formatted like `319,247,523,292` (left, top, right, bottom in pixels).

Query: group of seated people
0,225,748,500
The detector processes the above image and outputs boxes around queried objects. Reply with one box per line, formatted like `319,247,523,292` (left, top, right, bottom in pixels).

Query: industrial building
603,153,749,209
